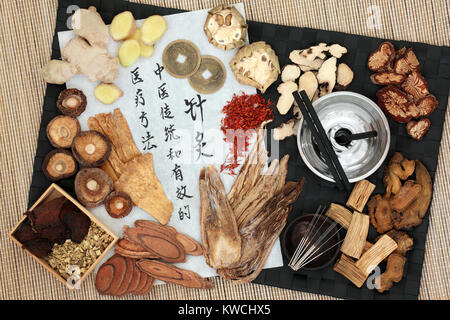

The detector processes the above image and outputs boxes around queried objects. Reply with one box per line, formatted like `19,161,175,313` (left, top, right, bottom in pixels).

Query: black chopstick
294,90,351,191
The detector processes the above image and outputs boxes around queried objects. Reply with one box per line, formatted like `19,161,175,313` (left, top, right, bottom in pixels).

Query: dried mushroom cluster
368,41,438,140
273,42,354,141
47,223,113,279
204,4,248,51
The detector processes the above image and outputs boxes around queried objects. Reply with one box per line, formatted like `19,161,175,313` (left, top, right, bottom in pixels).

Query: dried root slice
333,254,367,288
317,57,337,97
276,81,297,115
273,118,299,141
204,4,248,51
367,41,395,72
383,152,415,196
116,257,135,296
175,233,203,256
281,64,301,82
188,55,226,94
104,255,127,295
42,149,78,181
328,44,347,58
162,40,201,78
41,60,78,84
118,39,141,68
376,253,406,293
335,63,354,90
355,234,398,276
289,50,324,71
95,263,115,294
406,118,431,141
346,179,376,212
46,115,80,149
94,83,123,105
105,191,133,219
376,86,416,123
401,71,429,102
128,28,154,58
74,168,113,208
298,71,318,100
137,259,214,289
368,194,394,234
56,88,87,117
141,15,167,46
299,43,328,61
416,95,438,117
72,130,111,167
110,11,136,41
123,226,186,263
340,211,370,259
325,203,353,229
115,238,157,259
389,180,421,212
384,230,413,256
370,72,406,86
394,48,420,75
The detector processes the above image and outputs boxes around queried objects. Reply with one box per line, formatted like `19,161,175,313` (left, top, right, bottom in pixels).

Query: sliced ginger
110,11,136,41
128,28,154,58
141,15,167,46
118,39,141,68
94,83,123,105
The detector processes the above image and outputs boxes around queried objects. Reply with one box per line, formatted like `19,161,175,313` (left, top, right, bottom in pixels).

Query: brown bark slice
134,219,177,236
135,275,155,295
133,271,148,295
175,233,203,256
125,260,142,295
116,257,135,296
95,263,115,294
123,226,186,263
115,238,158,259
137,259,214,289
104,255,127,296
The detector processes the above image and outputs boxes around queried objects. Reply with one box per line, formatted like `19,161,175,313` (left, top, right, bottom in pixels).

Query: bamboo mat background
0,0,448,300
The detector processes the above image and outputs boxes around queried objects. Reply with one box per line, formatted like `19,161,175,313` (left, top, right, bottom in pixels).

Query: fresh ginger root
62,37,119,83
141,15,167,45
110,11,136,41
118,39,141,68
128,29,154,58
72,6,109,48
41,60,78,84
94,83,123,104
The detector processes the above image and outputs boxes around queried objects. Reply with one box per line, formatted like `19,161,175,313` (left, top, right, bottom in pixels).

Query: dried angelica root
118,39,141,68
110,11,136,41
141,15,167,45
94,83,123,105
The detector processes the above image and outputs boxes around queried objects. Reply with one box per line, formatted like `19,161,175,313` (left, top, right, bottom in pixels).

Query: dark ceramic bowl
282,214,341,271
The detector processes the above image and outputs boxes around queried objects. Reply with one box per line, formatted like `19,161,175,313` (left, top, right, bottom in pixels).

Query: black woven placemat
28,0,450,300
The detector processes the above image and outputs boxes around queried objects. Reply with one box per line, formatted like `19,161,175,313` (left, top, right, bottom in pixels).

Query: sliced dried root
118,39,141,68
141,15,168,45
110,11,136,41
94,83,123,105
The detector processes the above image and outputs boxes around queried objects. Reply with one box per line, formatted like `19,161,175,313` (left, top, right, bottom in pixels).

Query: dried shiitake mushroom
42,149,78,181
204,4,247,51
162,40,201,78
188,55,226,94
46,115,81,148
104,191,133,219
72,130,111,167
56,88,87,117
75,168,113,207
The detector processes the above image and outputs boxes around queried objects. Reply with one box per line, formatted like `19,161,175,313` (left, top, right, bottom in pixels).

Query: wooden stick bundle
346,179,376,212
355,234,398,276
340,211,370,259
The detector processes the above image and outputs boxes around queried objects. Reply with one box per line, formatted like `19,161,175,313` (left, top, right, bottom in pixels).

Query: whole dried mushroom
204,4,247,51
72,130,111,167
75,168,113,208
42,149,78,181
46,115,81,148
56,89,87,117
229,41,280,93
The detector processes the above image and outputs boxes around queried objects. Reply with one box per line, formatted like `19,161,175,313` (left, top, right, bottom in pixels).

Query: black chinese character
154,63,164,81
184,94,205,122
141,131,157,150
164,124,180,142
160,103,174,120
158,83,169,100
135,88,145,108
178,205,191,220
194,131,213,160
167,148,182,161
171,164,183,181
176,185,193,200
131,67,143,85
139,111,148,128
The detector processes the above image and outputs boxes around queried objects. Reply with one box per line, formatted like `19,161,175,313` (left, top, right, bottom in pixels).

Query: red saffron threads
220,92,274,175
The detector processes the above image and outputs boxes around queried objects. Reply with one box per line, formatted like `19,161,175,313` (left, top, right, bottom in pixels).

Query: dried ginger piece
389,180,421,212
383,152,415,197
377,253,406,293
368,194,394,234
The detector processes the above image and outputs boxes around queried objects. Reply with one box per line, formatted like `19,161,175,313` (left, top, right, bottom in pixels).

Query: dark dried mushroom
188,55,226,94
42,149,78,181
56,88,87,117
104,191,133,219
46,115,81,148
162,40,201,78
72,130,111,167
75,168,113,207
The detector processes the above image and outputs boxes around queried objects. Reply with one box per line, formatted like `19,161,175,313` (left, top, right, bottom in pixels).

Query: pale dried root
118,39,141,68
110,11,136,41
141,15,167,45
94,83,123,105
128,29,154,58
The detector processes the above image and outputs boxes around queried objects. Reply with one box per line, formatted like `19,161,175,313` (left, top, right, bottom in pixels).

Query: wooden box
8,183,118,288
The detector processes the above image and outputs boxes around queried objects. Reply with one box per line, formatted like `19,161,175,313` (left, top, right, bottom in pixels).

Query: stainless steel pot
297,91,390,183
